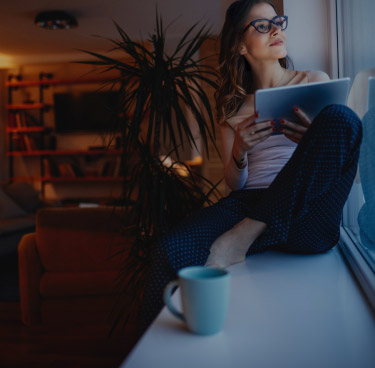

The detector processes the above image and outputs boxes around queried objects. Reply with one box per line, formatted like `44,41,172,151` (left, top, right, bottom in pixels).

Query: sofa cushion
40,270,121,298
0,215,35,235
36,207,133,272
4,182,41,213
40,295,123,325
0,188,28,219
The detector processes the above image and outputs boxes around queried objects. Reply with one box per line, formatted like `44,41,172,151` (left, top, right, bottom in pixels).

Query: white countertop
121,248,375,368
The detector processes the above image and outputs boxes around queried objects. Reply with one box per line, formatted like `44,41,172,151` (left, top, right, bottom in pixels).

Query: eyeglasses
243,15,288,34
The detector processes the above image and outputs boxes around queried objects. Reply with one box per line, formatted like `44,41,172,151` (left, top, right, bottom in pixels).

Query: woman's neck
251,61,287,91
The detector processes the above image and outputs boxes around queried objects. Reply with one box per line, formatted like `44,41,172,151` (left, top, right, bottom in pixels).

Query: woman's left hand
279,106,311,144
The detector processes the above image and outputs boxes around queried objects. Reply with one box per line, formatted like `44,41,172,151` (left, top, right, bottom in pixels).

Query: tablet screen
255,78,351,134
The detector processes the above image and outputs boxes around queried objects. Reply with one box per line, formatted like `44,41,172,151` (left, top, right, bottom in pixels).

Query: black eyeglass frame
243,15,288,34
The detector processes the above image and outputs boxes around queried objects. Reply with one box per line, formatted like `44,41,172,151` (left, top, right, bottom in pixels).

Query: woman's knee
315,104,362,135
309,104,362,152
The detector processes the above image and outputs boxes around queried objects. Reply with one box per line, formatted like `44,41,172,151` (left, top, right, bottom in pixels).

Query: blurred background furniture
0,182,43,257
18,206,136,329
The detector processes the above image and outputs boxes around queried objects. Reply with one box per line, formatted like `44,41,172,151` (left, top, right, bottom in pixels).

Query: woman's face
239,2,287,65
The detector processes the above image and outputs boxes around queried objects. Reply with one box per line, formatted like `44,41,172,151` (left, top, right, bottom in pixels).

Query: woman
139,0,362,330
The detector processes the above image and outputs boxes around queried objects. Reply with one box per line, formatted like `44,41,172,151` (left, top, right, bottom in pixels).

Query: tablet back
255,78,351,125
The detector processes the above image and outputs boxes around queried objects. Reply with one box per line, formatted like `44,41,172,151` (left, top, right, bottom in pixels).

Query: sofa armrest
18,233,43,326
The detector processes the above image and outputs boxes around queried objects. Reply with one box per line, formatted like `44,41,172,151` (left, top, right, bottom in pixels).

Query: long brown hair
215,0,293,125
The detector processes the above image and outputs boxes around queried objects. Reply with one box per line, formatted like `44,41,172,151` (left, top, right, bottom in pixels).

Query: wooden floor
0,253,138,368
0,301,137,368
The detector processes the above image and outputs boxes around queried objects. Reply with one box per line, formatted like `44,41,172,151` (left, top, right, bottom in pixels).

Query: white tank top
243,134,297,188
226,70,311,188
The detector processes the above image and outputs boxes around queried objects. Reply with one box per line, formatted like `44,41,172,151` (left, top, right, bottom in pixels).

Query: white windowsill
122,245,375,368
339,227,375,309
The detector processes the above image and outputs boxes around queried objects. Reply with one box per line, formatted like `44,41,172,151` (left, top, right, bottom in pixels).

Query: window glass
339,0,375,270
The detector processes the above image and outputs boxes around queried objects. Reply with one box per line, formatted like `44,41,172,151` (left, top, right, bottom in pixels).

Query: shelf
6,103,47,110
7,176,124,183
47,149,122,156
6,72,126,199
6,77,119,88
42,176,124,183
7,149,122,157
7,176,42,182
7,127,46,133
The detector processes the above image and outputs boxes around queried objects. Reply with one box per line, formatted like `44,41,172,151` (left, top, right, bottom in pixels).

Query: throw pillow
0,188,28,219
4,182,41,213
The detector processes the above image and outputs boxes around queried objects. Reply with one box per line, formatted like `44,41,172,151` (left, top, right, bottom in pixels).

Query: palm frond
79,12,223,336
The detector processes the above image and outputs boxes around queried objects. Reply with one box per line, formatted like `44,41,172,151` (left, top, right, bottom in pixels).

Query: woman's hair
215,0,293,125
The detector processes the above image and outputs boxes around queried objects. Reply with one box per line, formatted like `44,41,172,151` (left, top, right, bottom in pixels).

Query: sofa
18,206,138,330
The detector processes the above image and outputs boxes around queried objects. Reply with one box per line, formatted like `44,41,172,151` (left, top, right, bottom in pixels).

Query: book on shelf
15,112,25,127
9,111,41,129
42,158,52,178
101,161,111,177
70,163,85,177
99,157,123,177
57,162,76,177
113,156,122,177
11,134,26,151
9,112,16,127
24,112,41,127
23,135,37,151
47,159,60,177
65,163,76,177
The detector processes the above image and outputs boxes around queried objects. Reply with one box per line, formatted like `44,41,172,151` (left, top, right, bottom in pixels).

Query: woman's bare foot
205,218,266,268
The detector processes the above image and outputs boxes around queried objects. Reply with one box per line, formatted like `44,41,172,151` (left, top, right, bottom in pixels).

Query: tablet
255,78,351,134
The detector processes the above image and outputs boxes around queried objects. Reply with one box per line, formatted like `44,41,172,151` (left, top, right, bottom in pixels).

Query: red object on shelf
7,127,45,133
6,77,120,87
7,149,122,157
7,176,124,183
41,176,124,183
7,176,42,182
6,103,46,110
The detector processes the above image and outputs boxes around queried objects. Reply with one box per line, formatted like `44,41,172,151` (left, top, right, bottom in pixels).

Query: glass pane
340,0,375,270
253,20,270,32
274,16,287,29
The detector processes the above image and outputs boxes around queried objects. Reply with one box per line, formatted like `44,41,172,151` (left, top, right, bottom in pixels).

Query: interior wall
283,0,331,75
0,70,8,183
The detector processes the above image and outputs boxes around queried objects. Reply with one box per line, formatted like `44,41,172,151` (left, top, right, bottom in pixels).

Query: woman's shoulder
287,70,330,85
304,70,330,83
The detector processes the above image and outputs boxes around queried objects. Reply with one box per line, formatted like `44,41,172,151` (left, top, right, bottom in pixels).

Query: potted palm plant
79,11,221,332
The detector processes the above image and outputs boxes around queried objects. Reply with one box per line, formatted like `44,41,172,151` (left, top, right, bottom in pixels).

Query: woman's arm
220,115,274,191
220,123,249,191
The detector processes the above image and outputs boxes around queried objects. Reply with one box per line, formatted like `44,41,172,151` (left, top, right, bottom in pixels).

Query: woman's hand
279,106,311,144
232,113,274,162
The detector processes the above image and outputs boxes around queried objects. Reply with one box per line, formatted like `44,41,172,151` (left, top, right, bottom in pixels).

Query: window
335,0,375,308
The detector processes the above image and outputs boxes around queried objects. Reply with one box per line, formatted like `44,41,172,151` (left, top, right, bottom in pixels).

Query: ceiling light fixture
34,10,78,30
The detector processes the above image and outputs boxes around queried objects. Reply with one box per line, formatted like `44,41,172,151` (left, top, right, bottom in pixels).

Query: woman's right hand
232,113,275,162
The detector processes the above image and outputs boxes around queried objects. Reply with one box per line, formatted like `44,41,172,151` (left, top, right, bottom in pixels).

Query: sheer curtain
338,0,375,270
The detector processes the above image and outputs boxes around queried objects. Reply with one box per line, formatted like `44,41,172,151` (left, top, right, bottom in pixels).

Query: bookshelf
6,73,123,198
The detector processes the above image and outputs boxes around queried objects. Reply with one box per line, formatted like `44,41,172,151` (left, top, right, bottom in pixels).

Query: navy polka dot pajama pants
139,104,362,331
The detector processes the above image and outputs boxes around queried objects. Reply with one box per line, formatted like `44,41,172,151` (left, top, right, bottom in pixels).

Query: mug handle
163,280,185,322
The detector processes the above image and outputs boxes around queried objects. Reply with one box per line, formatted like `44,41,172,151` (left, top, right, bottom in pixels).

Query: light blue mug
163,266,231,335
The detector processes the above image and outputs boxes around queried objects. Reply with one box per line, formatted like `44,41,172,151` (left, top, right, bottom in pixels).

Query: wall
283,0,332,75
0,70,8,183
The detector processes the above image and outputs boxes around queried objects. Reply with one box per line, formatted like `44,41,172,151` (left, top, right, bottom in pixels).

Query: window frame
331,0,375,310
